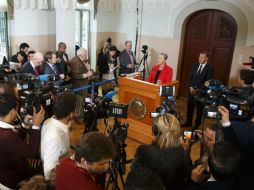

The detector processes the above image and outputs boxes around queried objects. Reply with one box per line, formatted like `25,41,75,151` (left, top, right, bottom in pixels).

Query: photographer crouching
0,93,45,189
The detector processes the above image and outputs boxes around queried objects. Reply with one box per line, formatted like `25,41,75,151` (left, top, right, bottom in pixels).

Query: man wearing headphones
56,132,115,190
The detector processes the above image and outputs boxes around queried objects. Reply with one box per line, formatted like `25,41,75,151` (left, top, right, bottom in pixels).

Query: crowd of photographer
0,40,254,190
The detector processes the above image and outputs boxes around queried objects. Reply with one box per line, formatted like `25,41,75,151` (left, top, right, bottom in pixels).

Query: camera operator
218,106,254,190
11,43,29,63
188,141,241,190
182,51,214,130
119,41,136,74
56,132,115,190
41,92,77,180
0,93,45,189
132,113,191,190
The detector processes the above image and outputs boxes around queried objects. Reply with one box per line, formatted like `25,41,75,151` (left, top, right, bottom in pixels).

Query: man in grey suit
119,41,136,74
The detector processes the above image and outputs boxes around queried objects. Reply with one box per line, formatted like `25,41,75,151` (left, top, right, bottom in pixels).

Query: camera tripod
105,117,131,190
136,53,149,81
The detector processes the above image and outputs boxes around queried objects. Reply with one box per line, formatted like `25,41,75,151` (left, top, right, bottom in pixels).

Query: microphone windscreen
38,74,49,81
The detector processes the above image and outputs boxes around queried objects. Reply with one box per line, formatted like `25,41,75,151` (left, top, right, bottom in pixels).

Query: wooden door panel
211,47,232,84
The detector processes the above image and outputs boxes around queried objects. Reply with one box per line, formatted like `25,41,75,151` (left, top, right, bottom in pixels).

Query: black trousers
186,93,204,129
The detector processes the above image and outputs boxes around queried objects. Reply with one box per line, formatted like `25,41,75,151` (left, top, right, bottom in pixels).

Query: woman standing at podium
146,53,173,85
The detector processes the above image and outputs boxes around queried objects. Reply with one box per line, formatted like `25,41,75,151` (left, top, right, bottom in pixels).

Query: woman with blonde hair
132,113,191,190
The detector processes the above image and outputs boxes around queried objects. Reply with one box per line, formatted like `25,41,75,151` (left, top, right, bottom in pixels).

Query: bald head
77,48,88,61
31,52,44,67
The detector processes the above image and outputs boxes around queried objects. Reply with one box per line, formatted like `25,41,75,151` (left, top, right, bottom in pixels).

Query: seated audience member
56,42,69,78
20,52,44,76
98,45,118,87
125,167,164,190
119,41,136,74
189,141,241,190
27,50,36,61
132,113,191,190
218,106,254,189
19,175,47,190
0,94,45,189
56,132,115,190
11,42,29,62
41,92,77,180
146,53,173,85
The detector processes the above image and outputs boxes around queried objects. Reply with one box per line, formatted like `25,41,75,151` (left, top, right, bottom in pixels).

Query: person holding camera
119,41,136,74
56,132,115,190
146,53,173,85
188,141,241,190
131,113,191,190
0,93,45,189
218,106,254,190
238,69,254,96
41,92,77,180
182,51,214,130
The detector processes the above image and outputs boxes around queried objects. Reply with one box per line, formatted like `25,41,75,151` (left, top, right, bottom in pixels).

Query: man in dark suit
119,41,136,74
43,51,59,75
20,52,44,76
182,51,214,129
56,42,70,78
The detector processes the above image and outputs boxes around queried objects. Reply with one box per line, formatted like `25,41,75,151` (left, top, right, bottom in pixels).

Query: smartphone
182,131,198,140
150,112,160,118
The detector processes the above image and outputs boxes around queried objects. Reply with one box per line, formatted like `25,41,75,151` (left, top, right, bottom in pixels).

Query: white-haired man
69,48,93,97
69,48,93,123
20,52,44,76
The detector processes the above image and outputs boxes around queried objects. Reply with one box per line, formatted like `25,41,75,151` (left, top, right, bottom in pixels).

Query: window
75,10,90,51
75,2,91,51
0,11,8,63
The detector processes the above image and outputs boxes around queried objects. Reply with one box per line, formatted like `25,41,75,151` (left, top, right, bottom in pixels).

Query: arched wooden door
179,10,237,98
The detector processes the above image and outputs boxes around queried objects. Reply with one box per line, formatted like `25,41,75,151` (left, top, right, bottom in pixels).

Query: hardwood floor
69,98,215,188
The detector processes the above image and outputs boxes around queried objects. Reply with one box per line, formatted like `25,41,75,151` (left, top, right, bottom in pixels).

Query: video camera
150,86,177,118
141,45,148,54
195,79,254,120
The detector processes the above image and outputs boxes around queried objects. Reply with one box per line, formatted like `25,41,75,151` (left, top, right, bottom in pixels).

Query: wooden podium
118,73,179,144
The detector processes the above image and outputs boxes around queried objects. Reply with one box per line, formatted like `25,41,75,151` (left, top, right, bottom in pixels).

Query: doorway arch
178,9,237,98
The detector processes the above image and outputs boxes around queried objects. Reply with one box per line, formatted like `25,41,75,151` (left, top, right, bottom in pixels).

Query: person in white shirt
41,92,77,179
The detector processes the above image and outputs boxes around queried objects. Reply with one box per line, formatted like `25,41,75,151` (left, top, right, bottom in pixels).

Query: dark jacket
97,54,117,80
43,62,58,75
132,144,191,190
222,121,254,190
55,52,69,75
0,127,40,189
119,49,136,74
20,61,41,76
188,180,238,190
188,63,213,89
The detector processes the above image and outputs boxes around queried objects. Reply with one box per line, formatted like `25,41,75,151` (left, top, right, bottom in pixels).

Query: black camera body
196,80,254,120
141,45,148,54
151,86,178,118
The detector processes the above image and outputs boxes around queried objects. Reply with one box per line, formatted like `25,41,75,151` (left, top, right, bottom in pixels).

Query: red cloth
0,128,40,189
56,158,103,190
146,63,173,84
